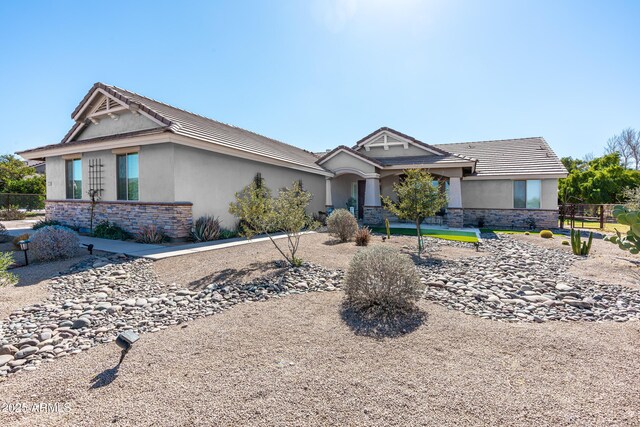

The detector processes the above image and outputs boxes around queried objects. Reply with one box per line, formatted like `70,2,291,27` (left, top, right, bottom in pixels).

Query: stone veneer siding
445,208,463,228
363,206,384,225
463,208,558,229
45,200,193,240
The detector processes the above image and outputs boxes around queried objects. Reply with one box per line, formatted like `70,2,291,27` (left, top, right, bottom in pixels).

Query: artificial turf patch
371,227,479,243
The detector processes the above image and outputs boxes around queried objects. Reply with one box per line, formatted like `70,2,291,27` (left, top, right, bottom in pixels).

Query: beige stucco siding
45,156,66,200
44,143,175,202
173,145,325,228
321,152,376,175
461,178,559,209
76,111,160,141
139,144,175,202
331,174,358,210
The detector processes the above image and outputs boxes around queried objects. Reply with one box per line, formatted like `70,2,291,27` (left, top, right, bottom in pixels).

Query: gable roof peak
353,126,452,156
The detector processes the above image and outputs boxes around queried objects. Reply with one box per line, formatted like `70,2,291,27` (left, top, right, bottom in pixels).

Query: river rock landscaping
0,254,343,378
1,233,639,379
420,234,640,322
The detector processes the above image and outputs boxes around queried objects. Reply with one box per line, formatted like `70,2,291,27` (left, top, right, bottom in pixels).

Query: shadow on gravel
90,363,121,389
340,302,427,339
187,260,284,290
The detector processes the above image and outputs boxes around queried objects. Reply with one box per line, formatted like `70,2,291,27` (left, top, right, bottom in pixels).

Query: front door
357,180,366,220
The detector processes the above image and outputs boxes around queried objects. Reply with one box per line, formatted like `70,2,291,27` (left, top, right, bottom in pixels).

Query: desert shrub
0,223,10,243
191,216,221,242
29,226,80,261
0,205,26,221
93,220,130,240
524,231,530,235
12,233,30,248
539,230,554,239
135,225,168,244
354,226,371,246
32,219,63,230
345,246,423,313
562,240,569,246
0,252,16,286
327,209,358,242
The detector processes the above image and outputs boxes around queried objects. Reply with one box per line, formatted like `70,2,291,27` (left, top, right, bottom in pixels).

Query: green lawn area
371,227,479,243
562,220,629,233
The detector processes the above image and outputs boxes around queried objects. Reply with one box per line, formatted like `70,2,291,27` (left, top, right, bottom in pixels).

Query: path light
115,330,139,364
18,239,30,266
83,243,94,255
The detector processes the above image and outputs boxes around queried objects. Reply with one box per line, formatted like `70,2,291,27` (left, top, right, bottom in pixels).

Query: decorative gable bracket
363,132,409,151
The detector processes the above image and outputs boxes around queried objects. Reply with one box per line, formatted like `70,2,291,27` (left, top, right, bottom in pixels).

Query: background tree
605,128,640,169
229,176,317,266
382,169,447,256
0,154,35,191
559,153,640,204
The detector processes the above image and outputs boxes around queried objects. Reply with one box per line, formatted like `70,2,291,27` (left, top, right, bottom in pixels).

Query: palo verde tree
229,175,317,266
382,169,448,256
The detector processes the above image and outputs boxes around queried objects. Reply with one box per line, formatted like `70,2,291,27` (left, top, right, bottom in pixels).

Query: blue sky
1,0,639,159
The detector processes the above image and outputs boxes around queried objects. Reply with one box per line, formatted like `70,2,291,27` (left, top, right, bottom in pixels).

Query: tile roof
23,83,327,173
316,145,384,166
435,137,568,177
375,154,475,167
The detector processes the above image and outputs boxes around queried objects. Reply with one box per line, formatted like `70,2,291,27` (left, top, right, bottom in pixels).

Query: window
117,153,139,200
514,179,541,209
65,159,82,199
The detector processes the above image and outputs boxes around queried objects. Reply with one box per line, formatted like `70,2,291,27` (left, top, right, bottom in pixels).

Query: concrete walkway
5,227,313,260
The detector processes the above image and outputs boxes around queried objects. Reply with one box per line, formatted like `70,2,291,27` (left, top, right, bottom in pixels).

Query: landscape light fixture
18,239,30,266
115,330,140,363
83,243,94,255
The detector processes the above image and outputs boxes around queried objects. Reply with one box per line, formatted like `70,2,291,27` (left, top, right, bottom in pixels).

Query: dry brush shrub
191,216,221,242
354,226,371,246
0,205,26,221
345,246,423,313
327,209,358,242
29,226,80,261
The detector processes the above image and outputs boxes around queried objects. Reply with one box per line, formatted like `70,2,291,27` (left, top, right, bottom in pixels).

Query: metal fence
559,203,618,229
0,193,45,211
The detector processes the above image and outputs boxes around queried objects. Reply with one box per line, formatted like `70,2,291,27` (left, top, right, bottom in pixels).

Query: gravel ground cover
0,292,638,426
0,232,639,425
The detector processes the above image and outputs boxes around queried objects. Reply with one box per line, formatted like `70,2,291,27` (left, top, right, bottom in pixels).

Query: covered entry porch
324,169,463,227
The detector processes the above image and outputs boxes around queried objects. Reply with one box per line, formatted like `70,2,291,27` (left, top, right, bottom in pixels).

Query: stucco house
17,83,568,239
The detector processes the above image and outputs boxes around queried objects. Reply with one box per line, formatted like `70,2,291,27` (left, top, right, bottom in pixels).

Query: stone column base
363,206,383,225
446,208,464,228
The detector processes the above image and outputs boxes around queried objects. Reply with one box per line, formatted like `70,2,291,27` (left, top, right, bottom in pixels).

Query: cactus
604,205,640,254
570,228,592,256
384,217,391,240
539,230,553,238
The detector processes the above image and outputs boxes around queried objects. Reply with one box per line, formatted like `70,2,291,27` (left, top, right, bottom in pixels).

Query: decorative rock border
0,256,343,379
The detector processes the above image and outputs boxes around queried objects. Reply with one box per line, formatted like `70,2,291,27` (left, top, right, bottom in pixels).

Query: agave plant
191,216,221,242
135,225,168,244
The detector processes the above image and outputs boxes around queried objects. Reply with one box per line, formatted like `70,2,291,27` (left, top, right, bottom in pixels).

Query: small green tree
382,169,447,256
229,176,317,266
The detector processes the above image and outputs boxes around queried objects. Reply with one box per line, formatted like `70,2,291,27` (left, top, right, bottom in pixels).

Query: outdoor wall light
116,330,140,363
18,239,30,266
